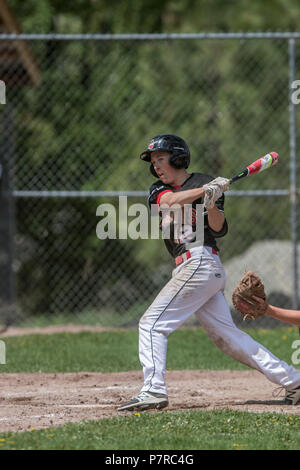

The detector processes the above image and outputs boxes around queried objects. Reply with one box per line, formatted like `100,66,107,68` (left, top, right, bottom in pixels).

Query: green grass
0,409,299,450
0,331,139,373
0,327,298,373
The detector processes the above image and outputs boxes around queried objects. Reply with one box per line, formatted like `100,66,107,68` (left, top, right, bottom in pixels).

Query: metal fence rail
0,33,299,328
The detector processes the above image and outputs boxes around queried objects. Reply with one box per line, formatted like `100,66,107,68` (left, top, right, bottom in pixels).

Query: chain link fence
0,33,299,328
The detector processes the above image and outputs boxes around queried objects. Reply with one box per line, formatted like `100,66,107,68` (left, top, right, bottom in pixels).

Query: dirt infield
0,369,299,433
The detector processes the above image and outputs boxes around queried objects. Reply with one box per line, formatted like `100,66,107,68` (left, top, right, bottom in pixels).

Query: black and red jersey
147,172,228,258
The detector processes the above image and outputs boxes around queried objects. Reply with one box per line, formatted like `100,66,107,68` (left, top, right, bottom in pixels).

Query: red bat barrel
247,152,279,176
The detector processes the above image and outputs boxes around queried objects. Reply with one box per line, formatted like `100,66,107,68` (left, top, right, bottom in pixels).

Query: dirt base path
0,369,299,433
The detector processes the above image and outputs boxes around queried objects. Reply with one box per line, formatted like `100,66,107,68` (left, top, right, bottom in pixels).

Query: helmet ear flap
169,155,183,169
150,164,158,178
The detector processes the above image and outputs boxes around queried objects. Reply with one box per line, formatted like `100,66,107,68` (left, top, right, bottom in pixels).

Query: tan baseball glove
232,270,268,320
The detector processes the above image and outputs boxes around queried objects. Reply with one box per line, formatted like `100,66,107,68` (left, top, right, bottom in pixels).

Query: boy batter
118,134,300,410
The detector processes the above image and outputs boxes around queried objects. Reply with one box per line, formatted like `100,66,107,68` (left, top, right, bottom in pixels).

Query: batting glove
203,177,230,209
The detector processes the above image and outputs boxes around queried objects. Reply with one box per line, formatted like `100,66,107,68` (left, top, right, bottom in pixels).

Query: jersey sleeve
147,181,173,210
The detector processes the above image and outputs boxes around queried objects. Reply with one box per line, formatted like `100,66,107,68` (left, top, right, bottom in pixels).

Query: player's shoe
285,386,300,405
117,391,168,411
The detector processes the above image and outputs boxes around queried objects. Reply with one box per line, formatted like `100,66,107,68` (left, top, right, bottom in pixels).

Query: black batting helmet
140,134,190,177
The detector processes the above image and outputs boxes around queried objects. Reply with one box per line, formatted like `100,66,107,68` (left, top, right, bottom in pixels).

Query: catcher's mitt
232,270,268,320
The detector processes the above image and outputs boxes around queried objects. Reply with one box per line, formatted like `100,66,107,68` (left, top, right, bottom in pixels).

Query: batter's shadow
169,399,287,411
237,399,286,406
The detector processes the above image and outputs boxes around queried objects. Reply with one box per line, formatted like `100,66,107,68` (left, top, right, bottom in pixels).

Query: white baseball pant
139,246,300,395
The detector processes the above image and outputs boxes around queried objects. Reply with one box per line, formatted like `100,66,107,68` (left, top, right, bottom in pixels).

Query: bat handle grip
229,168,248,184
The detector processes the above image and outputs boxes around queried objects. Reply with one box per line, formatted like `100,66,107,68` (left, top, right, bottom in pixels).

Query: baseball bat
229,152,279,184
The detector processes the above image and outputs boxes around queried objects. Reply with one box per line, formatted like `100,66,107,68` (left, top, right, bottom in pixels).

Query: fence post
288,38,299,312
0,102,16,326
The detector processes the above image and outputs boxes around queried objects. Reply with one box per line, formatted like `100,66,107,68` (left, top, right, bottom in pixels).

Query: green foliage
9,0,300,34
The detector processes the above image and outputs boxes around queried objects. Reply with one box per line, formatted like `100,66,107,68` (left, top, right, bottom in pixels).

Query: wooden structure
0,0,41,86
